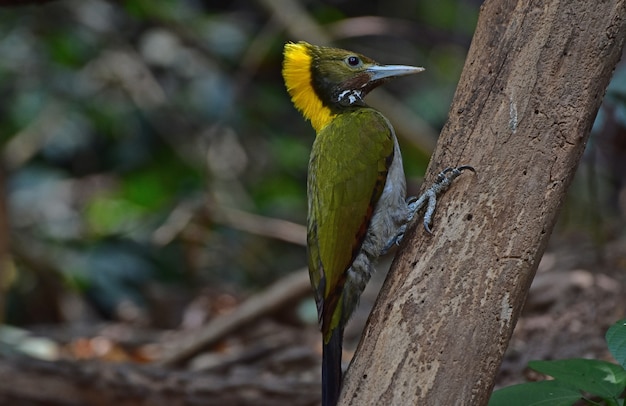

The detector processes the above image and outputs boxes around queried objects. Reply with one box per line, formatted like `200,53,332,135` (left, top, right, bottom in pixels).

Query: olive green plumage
283,41,424,406
308,108,394,340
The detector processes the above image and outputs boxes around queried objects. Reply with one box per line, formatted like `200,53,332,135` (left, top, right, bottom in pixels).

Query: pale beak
365,64,425,81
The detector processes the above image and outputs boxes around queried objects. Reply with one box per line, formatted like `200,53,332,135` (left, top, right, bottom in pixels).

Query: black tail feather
322,328,343,406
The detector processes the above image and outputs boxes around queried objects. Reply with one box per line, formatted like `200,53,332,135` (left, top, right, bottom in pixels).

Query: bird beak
365,64,425,82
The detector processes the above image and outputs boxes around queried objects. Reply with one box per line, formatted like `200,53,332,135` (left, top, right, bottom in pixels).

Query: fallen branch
157,269,311,367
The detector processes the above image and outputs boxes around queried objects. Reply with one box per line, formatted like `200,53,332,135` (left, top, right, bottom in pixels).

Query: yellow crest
282,42,335,132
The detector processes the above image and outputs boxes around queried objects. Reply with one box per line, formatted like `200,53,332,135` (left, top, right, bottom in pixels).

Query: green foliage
416,0,477,35
490,320,626,406
489,381,584,406
607,321,626,369
529,359,626,400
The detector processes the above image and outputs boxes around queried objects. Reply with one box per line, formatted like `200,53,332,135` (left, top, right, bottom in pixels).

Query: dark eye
346,56,361,67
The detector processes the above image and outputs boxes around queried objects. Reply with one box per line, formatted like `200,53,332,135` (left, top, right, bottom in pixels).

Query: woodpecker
282,41,472,406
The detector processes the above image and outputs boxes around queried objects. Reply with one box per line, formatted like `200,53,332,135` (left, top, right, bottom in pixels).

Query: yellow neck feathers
283,42,335,133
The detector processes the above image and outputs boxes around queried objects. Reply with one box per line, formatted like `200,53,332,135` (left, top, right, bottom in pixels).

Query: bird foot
411,165,475,233
381,165,474,254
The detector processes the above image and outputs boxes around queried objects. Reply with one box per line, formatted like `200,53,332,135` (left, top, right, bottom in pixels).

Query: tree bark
340,1,626,405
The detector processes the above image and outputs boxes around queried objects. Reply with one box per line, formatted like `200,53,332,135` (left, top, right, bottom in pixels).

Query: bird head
283,41,424,132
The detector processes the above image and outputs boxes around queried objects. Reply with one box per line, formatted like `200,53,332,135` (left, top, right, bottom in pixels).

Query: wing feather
307,108,393,335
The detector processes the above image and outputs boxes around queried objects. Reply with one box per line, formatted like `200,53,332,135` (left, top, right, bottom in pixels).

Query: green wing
307,108,393,337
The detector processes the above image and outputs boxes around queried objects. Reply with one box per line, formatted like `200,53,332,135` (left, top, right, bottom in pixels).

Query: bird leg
382,165,475,254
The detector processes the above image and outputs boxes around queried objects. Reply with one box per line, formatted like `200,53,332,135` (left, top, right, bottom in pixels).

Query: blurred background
0,0,624,387
0,0,481,329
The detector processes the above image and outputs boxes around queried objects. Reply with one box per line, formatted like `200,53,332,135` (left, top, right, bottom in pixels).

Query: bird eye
346,56,361,67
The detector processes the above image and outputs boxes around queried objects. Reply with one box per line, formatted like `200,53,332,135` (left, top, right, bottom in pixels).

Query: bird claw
424,221,433,234
413,165,475,233
380,165,473,255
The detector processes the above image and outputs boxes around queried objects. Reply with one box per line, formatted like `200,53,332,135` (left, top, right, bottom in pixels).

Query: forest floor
495,234,626,388
1,233,624,405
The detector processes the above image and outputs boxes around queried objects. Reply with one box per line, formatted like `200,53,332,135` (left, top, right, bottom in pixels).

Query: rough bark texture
340,1,626,405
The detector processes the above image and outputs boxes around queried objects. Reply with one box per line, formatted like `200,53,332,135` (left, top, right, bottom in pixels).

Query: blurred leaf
252,176,305,216
123,0,194,21
85,196,147,236
269,135,309,173
312,5,345,24
489,381,582,406
416,0,478,35
45,30,91,68
121,170,170,209
607,320,626,370
529,359,626,399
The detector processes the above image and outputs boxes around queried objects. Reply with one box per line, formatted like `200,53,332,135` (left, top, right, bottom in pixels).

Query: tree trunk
340,1,626,405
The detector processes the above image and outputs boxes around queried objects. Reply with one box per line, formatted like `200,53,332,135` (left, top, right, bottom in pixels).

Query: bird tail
322,328,343,406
